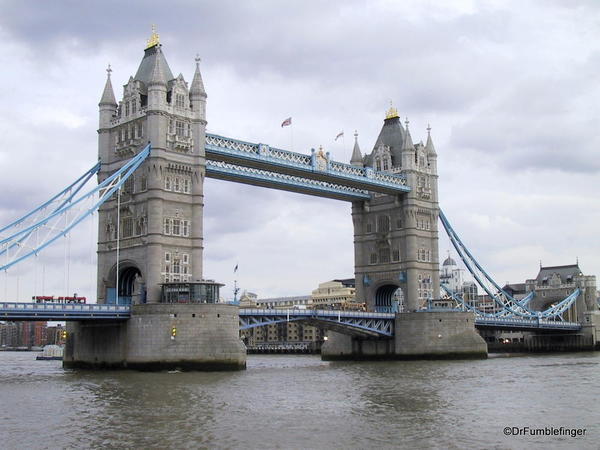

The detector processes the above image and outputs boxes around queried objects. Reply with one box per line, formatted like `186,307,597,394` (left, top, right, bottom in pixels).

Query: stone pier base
63,303,246,371
322,311,487,361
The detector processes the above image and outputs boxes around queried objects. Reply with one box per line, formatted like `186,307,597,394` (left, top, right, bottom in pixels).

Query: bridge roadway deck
0,303,582,333
0,302,130,321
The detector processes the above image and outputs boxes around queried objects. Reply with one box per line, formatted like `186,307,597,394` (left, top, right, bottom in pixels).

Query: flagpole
291,121,294,151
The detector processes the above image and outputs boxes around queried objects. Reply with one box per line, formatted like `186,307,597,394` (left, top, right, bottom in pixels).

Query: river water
0,351,598,449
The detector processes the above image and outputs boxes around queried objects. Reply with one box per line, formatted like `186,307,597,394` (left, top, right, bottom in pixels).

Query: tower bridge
1,29,599,369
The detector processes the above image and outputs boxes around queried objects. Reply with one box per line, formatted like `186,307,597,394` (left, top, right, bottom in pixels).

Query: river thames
0,351,598,449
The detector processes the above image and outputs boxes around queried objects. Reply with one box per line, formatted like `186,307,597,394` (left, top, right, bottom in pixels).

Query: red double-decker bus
32,295,87,304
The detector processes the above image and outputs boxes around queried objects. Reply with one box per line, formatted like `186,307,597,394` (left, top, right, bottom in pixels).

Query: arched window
377,215,390,232
378,247,390,263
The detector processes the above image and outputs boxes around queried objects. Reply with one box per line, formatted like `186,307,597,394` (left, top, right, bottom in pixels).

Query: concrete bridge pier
64,304,246,370
321,311,487,361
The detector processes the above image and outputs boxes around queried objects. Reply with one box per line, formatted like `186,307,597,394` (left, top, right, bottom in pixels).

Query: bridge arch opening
374,284,404,313
106,262,145,305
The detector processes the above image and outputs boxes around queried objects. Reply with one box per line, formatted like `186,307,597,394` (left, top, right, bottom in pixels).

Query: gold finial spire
385,100,399,120
145,24,160,49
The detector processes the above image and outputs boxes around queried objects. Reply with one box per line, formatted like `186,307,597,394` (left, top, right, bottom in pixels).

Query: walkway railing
205,133,411,197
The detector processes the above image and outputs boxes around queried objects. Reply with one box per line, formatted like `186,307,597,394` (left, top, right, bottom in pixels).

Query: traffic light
171,327,177,338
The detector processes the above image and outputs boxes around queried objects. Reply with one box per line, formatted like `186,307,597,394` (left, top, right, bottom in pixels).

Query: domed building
440,253,464,294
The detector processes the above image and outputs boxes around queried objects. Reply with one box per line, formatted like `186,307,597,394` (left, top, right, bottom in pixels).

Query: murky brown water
0,352,598,449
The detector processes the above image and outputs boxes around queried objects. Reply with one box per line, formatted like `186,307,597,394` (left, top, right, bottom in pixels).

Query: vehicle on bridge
32,295,87,304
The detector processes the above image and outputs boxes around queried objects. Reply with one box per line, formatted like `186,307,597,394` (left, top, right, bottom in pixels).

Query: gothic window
376,160,381,171
132,100,137,114
169,120,174,134
383,159,389,171
175,94,185,108
165,252,171,263
366,223,372,233
182,253,189,264
165,176,172,191
121,217,133,238
369,253,377,264
125,126,130,140
173,260,180,274
164,218,172,235
392,249,400,262
175,121,185,137
123,176,134,194
140,174,147,192
183,178,190,193
125,102,130,116
172,219,181,236
137,122,143,138
182,220,190,237
379,247,390,263
377,215,390,233
174,177,180,192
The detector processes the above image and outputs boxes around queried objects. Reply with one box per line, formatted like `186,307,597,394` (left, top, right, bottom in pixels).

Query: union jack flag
281,117,292,127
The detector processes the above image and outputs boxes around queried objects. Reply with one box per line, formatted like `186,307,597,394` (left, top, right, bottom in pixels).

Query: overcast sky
1,0,599,302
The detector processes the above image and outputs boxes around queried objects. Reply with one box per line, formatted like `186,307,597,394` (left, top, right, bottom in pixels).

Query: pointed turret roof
364,105,406,167
190,55,206,96
134,44,174,87
350,130,363,166
148,46,168,86
99,64,117,106
402,118,414,150
425,124,437,156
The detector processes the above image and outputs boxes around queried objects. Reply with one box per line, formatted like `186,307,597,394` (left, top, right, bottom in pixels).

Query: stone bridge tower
350,107,440,312
66,30,245,371
96,29,206,304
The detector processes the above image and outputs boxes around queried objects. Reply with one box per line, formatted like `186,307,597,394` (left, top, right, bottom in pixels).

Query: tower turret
425,124,437,173
99,65,117,126
350,130,363,167
98,65,117,164
401,118,415,170
190,55,207,124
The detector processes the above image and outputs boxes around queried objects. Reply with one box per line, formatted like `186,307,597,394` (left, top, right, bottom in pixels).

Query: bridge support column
579,311,600,350
394,311,487,359
321,332,394,361
321,311,487,361
64,304,246,370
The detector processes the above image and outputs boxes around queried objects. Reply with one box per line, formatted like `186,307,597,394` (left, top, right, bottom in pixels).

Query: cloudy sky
1,0,599,302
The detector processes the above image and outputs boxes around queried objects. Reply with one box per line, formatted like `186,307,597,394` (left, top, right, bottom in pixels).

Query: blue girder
0,145,150,271
206,160,371,201
239,308,395,337
438,209,580,320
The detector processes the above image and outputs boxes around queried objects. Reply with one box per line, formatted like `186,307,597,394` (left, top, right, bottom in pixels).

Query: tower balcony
110,107,148,127
167,133,193,152
115,137,145,157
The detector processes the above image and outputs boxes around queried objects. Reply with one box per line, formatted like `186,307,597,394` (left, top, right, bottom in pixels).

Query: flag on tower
234,263,238,273
335,131,344,141
281,117,292,127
